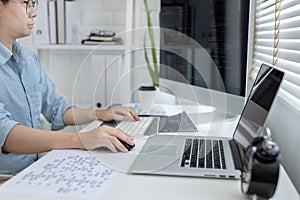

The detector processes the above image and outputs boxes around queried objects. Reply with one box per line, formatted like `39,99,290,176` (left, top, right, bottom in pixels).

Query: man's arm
2,124,82,154
62,106,140,126
2,124,134,154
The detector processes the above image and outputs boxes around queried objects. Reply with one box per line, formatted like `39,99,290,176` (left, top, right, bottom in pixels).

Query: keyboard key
116,117,154,136
219,141,226,169
181,139,192,167
213,140,221,169
190,139,199,168
198,139,205,168
206,140,213,168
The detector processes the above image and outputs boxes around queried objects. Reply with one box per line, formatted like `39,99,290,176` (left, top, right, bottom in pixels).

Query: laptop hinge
229,140,243,170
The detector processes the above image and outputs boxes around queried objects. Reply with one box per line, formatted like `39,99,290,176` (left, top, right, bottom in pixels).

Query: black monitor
160,0,250,96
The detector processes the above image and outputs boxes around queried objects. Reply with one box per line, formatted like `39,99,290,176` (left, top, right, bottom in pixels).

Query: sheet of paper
0,150,116,200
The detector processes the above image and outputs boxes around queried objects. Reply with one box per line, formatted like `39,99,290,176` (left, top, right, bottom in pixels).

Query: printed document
0,150,116,200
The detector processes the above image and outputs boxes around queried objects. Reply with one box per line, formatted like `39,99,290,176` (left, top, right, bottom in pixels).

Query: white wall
77,0,127,39
265,97,300,193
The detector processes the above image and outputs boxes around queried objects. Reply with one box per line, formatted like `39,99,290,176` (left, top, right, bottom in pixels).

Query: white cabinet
90,54,124,108
37,47,125,109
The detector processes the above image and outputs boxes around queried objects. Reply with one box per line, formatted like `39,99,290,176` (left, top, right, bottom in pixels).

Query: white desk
1,106,299,200
98,109,299,200
100,165,297,200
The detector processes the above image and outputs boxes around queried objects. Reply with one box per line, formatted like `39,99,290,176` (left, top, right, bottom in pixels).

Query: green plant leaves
143,0,159,87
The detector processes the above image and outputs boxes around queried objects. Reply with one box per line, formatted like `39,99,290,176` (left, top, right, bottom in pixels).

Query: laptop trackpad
145,145,177,156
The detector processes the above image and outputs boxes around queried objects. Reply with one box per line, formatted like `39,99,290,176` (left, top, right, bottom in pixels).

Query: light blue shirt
0,42,72,175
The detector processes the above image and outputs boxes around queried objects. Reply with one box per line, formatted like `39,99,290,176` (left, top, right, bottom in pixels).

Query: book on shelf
32,0,50,44
89,30,115,37
81,37,122,45
56,0,65,44
88,35,115,41
86,30,116,42
47,0,57,44
65,0,81,44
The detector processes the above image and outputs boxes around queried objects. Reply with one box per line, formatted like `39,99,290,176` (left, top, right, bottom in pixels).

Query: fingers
128,107,140,121
106,126,135,145
105,139,118,153
101,125,135,152
110,136,128,153
111,106,140,122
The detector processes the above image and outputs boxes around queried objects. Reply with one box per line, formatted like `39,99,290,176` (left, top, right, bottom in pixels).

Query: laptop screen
233,64,284,149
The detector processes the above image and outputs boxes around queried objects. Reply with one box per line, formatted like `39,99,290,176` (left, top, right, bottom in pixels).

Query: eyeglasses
10,0,38,14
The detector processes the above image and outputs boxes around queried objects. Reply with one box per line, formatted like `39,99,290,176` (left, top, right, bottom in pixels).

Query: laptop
128,64,284,179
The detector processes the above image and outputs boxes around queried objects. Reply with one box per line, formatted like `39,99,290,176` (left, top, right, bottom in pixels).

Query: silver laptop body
129,64,284,179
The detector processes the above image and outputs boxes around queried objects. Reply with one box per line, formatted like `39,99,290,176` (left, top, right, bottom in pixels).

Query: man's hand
79,125,135,153
96,106,140,122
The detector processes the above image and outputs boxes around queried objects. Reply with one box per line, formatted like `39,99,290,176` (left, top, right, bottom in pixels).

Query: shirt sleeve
0,103,20,154
35,56,73,131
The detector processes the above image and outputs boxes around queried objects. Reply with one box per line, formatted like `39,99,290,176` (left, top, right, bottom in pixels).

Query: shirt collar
0,42,13,65
12,41,25,59
0,41,27,65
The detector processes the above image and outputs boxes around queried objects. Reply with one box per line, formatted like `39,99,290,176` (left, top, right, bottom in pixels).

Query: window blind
251,0,300,111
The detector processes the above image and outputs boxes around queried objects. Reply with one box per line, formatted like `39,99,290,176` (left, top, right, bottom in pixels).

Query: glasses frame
9,0,38,14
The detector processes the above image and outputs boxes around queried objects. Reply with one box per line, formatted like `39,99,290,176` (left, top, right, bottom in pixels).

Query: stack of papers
0,150,116,200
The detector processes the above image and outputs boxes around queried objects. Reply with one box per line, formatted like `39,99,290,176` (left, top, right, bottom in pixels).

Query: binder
65,0,81,44
48,0,57,44
32,0,50,44
56,0,65,44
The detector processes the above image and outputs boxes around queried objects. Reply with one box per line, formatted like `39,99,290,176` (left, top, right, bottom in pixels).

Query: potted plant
143,0,159,88
140,0,176,106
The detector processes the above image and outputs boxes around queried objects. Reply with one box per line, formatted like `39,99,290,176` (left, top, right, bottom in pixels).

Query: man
0,0,139,175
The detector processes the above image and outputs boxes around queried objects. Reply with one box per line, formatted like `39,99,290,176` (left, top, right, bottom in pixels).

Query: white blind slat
252,0,300,110
277,58,300,74
280,70,300,85
256,46,274,55
254,53,273,64
257,0,276,11
278,39,300,51
281,80,300,99
278,16,300,30
278,89,300,112
278,28,300,39
256,39,274,48
281,0,299,10
256,13,276,24
256,31,275,39
257,22,275,32
253,59,272,68
277,48,300,63
280,80,300,100
279,4,299,20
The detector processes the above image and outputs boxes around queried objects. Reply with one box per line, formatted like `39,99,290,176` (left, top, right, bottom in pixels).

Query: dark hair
1,0,9,3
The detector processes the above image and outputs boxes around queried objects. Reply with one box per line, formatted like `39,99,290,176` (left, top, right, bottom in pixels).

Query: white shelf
25,44,126,51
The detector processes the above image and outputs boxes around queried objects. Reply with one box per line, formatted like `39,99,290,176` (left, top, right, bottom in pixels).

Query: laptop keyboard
116,117,155,136
180,138,226,169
